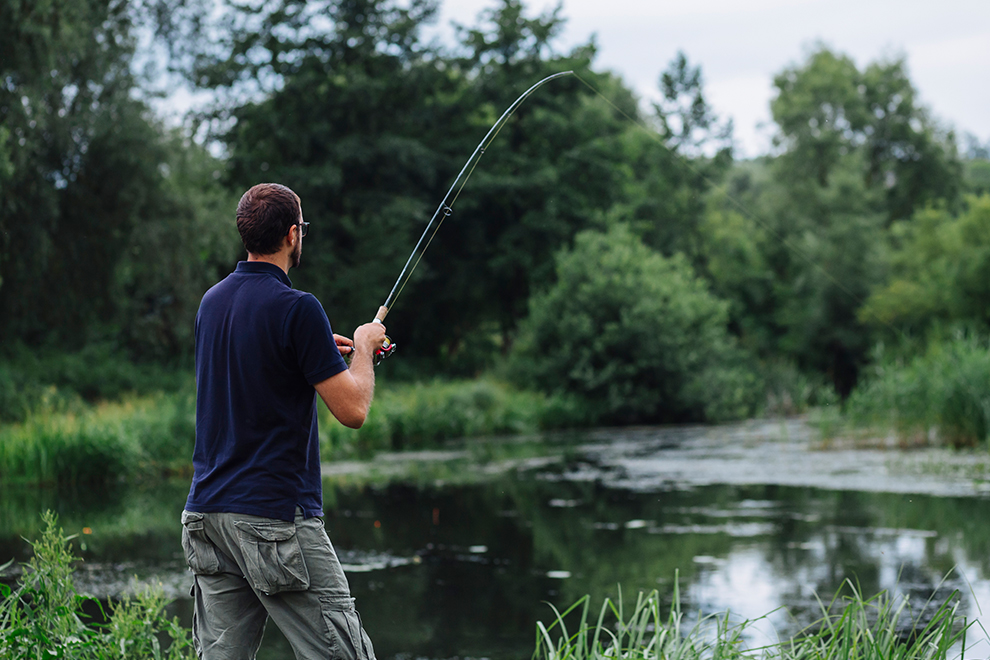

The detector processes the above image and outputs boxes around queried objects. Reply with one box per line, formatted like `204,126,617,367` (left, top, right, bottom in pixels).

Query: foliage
0,344,191,424
320,377,580,457
0,511,195,659
771,46,961,224
510,225,759,425
840,334,990,449
0,0,239,361
535,580,966,660
0,388,195,485
861,195,990,332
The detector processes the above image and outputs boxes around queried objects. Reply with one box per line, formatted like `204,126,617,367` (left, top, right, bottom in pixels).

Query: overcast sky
430,0,990,157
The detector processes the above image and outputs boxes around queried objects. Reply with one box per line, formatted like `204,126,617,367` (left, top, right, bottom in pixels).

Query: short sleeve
285,294,348,385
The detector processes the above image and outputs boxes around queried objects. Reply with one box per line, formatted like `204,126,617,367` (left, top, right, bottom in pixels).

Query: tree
0,0,240,359
771,46,962,224
860,195,990,333
510,225,758,424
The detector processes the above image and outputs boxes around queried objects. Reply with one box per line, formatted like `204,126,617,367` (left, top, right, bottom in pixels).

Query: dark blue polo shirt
185,261,348,521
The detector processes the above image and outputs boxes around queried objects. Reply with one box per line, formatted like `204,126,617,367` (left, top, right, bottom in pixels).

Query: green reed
534,579,971,660
0,389,195,486
838,334,990,449
320,378,582,458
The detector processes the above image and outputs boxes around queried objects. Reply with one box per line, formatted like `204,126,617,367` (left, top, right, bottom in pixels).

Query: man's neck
247,252,291,275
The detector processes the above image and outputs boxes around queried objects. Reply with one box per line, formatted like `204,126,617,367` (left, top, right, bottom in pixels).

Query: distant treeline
2,0,990,428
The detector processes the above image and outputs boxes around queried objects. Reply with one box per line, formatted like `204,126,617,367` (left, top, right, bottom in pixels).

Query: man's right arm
313,322,386,428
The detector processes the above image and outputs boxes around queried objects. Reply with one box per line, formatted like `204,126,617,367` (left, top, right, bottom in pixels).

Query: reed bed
837,335,990,449
0,390,195,486
320,378,580,458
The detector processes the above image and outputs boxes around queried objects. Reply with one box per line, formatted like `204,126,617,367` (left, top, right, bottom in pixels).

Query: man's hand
352,322,387,360
314,322,386,429
334,333,354,356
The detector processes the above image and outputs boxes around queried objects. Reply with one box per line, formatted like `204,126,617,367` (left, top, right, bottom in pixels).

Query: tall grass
0,511,195,659
839,335,990,448
320,378,583,458
535,579,970,660
0,389,195,485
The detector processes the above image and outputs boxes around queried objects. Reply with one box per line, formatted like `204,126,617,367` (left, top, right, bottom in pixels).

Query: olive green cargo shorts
181,508,376,660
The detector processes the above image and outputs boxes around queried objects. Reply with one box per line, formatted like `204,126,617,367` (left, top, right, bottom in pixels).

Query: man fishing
181,182,384,659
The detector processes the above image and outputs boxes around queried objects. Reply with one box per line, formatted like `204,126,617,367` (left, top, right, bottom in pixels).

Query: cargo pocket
181,510,222,575
321,596,376,660
234,519,310,595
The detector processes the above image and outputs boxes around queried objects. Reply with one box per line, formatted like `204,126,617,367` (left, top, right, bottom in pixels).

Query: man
181,183,385,659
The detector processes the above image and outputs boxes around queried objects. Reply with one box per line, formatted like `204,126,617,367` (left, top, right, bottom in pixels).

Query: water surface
3,420,989,658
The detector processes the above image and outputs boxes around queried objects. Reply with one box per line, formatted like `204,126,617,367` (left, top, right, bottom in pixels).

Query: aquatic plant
839,334,990,448
534,579,970,660
0,511,195,659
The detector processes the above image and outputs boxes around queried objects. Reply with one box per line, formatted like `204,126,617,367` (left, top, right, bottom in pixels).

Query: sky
427,0,990,157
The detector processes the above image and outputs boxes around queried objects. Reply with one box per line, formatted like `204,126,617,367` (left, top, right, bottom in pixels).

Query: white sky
430,0,990,157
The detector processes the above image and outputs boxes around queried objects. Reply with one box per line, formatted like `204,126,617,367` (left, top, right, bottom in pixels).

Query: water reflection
2,423,990,658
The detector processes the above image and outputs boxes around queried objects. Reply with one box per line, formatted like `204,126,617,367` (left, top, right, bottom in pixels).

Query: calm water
3,420,990,658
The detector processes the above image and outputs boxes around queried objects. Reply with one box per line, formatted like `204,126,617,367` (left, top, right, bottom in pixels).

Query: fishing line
373,70,575,326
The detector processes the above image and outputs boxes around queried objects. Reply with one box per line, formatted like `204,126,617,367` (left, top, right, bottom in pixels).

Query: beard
291,238,302,268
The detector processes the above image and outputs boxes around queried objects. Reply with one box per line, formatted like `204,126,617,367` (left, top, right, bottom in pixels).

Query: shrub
509,225,760,425
0,511,195,659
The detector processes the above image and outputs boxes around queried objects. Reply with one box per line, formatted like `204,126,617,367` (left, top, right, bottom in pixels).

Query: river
3,419,990,658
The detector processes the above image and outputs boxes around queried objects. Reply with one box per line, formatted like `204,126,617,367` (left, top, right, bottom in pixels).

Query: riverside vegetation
4,0,990,463
0,515,973,659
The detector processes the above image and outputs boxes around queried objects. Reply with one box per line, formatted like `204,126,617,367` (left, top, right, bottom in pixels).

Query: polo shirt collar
235,261,292,287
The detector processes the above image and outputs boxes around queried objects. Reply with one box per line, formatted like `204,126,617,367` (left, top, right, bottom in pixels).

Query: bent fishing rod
369,71,575,365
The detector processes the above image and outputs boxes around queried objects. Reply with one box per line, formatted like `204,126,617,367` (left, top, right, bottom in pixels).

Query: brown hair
235,183,301,255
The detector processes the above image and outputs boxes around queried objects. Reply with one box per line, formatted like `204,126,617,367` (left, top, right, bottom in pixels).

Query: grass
535,577,972,660
0,511,195,659
0,389,196,486
828,335,990,449
0,375,572,484
319,377,583,459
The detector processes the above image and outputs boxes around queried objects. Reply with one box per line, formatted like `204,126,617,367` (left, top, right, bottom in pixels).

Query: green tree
860,195,990,332
771,46,961,224
510,224,758,424
0,0,238,361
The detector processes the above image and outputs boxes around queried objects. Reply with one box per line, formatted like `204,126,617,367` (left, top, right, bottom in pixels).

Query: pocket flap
234,520,297,542
181,510,206,530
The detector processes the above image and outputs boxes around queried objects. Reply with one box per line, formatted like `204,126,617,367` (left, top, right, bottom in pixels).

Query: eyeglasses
298,221,309,238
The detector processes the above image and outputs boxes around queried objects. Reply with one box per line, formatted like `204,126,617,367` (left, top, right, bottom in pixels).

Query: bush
508,225,759,425
0,343,191,424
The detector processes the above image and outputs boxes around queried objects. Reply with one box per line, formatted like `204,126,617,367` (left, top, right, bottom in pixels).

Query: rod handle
374,305,389,324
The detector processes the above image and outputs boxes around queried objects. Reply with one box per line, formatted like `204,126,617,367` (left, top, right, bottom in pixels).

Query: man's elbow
337,405,368,429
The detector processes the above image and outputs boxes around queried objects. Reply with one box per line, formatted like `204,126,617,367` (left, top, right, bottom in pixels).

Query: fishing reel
374,336,396,366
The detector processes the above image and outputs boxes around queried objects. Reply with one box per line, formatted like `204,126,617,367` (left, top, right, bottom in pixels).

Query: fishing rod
370,70,575,365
